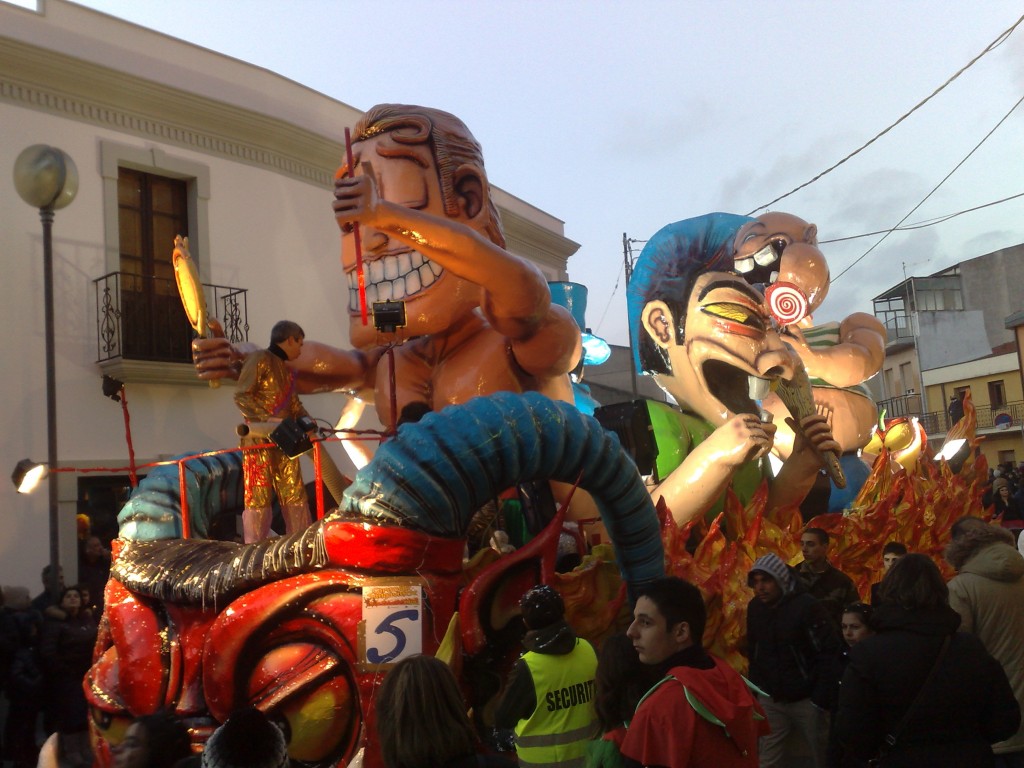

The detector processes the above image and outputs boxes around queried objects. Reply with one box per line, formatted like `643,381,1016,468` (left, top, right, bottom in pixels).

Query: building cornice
1,34,578,272
501,209,580,276
0,36,342,188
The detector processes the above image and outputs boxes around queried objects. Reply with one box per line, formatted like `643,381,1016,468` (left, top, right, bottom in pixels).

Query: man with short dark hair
495,585,598,768
870,541,907,604
234,320,311,542
621,577,767,768
746,552,839,768
796,527,859,624
30,564,64,615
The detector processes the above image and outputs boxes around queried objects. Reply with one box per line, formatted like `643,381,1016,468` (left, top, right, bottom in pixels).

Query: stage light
936,438,970,474
12,459,46,494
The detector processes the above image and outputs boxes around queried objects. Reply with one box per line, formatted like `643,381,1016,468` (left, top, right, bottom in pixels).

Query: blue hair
627,213,753,373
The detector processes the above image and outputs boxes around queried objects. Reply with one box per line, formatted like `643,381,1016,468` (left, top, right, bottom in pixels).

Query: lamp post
13,145,79,580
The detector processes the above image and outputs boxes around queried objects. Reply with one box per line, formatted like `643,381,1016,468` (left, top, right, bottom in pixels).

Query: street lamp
13,145,78,580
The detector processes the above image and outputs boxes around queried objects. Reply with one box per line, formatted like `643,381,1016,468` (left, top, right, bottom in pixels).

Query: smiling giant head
338,104,505,349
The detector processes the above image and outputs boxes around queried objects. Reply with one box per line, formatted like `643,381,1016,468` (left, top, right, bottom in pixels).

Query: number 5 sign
357,579,423,668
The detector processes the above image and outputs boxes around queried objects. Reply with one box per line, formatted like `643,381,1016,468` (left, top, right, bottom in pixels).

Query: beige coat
947,526,1024,755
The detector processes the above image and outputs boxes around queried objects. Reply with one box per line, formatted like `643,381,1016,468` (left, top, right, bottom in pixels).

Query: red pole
178,459,191,539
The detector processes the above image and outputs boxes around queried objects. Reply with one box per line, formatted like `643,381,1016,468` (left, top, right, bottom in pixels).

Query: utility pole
623,233,638,395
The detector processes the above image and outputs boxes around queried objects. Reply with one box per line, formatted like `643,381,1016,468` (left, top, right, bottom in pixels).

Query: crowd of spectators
2,515,1023,768
984,464,1024,541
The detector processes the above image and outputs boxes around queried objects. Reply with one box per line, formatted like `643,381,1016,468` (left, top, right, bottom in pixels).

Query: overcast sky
68,0,1024,347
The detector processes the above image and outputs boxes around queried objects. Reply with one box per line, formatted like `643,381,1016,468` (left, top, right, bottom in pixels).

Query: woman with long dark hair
834,554,1019,766
375,655,513,768
111,712,192,768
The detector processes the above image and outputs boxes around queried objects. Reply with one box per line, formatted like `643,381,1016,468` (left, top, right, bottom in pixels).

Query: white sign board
361,582,423,665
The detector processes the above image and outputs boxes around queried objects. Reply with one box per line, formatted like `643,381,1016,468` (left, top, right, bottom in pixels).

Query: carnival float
83,105,993,767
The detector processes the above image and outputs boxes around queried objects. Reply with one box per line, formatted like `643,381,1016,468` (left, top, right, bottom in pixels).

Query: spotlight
102,375,124,402
270,415,319,459
372,301,406,333
936,438,970,474
12,459,46,494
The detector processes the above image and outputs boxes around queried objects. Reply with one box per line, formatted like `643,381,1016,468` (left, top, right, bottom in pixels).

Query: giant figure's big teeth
753,243,778,266
347,250,442,311
747,375,771,401
735,256,754,274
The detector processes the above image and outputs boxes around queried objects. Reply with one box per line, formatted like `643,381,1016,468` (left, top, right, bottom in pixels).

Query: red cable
119,384,138,487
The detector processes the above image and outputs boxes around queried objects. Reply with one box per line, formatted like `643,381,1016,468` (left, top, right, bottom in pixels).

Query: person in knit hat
745,552,840,768
198,707,290,768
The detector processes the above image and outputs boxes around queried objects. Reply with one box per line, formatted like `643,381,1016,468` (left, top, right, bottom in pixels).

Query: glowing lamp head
12,459,46,494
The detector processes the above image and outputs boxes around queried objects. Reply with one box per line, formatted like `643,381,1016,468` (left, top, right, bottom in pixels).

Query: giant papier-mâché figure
90,393,664,768
627,213,840,527
730,212,886,511
193,104,581,428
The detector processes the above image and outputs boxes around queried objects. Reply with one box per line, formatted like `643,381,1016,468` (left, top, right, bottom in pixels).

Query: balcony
877,395,1024,437
94,271,248,383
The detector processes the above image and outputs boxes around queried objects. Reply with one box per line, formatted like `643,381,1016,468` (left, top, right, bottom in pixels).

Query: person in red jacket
622,577,768,768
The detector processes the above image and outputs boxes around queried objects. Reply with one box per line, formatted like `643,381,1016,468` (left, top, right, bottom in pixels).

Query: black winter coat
39,612,97,732
834,603,1019,767
746,588,840,706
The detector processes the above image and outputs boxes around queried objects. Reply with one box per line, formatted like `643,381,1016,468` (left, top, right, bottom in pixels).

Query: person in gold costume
234,320,311,542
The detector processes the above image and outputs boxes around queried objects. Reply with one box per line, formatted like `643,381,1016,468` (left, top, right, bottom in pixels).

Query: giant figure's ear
641,301,677,349
804,223,818,245
453,165,487,222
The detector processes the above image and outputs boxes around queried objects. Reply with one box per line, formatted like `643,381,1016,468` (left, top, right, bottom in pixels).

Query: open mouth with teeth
734,240,783,286
346,250,443,311
703,360,774,416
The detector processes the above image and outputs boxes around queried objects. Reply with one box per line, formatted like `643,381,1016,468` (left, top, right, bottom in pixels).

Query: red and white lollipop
765,281,809,326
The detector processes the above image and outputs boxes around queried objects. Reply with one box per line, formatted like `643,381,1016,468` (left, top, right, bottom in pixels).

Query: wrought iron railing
95,272,248,363
878,395,1024,435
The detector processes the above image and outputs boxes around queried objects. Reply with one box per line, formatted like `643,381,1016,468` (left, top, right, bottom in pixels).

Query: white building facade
0,0,578,590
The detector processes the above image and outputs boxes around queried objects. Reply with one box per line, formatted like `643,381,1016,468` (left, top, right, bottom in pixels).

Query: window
998,450,1017,466
899,362,914,393
988,380,1006,408
97,142,219,382
117,168,192,361
78,475,136,549
883,368,896,399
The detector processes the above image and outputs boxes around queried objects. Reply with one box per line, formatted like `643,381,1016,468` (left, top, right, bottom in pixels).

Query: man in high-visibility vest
495,585,598,768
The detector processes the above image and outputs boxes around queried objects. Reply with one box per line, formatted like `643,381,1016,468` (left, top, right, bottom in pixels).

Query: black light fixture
269,415,319,459
372,300,406,333
12,458,47,494
102,374,124,402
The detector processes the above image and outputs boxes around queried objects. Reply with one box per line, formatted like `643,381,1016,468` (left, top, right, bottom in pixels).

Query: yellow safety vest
514,639,598,768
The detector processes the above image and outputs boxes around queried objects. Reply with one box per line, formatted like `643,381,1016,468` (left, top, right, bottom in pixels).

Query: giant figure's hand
788,412,841,464
332,171,379,230
192,319,254,382
706,413,779,468
768,413,841,512
653,413,777,527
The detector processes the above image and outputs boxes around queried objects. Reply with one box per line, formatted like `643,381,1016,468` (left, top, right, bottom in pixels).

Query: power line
746,12,1024,215
832,91,1024,283
820,191,1024,244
